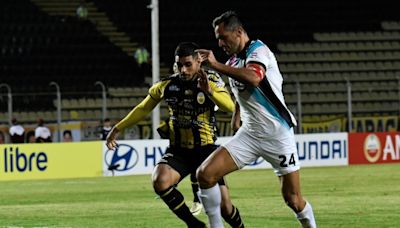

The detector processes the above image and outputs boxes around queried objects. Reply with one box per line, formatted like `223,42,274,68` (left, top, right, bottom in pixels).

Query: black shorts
157,144,226,185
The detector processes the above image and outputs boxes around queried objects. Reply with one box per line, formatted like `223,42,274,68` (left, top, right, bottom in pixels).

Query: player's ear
236,27,244,37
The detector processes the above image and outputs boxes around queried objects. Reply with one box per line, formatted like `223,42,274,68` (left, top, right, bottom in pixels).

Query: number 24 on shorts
279,153,296,167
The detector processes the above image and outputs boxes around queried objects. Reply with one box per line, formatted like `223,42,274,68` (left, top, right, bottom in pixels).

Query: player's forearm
208,90,235,113
211,61,261,86
115,96,158,130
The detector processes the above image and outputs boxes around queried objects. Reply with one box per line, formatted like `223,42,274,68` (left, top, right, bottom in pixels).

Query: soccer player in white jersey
196,11,317,228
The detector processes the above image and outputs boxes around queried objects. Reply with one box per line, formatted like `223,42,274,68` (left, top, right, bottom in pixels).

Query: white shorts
222,126,300,176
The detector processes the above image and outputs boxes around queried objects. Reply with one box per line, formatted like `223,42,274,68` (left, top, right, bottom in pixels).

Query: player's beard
179,73,195,81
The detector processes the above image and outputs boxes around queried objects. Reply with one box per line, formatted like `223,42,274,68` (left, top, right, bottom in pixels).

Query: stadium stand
0,0,144,123
0,0,399,133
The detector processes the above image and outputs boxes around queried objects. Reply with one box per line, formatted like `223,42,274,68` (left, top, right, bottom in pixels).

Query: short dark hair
63,130,72,136
174,42,200,58
212,11,243,31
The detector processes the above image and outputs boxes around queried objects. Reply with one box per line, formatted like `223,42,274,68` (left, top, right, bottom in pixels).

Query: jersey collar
236,39,252,59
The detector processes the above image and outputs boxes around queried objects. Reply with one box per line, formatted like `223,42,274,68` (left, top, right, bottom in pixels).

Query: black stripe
258,77,294,128
171,117,181,146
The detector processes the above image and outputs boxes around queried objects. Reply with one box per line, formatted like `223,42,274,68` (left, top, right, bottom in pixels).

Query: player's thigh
259,132,300,176
262,150,300,176
152,147,190,189
221,128,260,169
198,146,237,180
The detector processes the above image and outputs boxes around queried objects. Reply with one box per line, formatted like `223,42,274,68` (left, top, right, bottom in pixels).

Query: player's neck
238,35,250,54
236,36,251,58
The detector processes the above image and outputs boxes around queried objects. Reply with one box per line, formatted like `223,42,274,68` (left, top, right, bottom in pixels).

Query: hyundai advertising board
102,133,348,176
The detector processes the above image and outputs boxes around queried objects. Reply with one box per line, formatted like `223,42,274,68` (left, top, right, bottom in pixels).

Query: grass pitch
1,164,399,227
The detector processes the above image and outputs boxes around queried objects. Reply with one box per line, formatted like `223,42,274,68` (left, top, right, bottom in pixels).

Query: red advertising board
349,132,400,164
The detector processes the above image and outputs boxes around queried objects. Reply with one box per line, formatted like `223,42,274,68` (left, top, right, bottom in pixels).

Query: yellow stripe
173,200,185,211
160,187,174,198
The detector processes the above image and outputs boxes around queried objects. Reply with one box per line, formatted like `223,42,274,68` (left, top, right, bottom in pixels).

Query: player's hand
196,49,217,66
106,127,120,150
197,68,212,95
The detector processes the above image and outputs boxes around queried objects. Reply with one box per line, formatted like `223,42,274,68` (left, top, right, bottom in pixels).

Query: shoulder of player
248,39,269,53
159,73,180,82
153,73,180,86
149,74,178,92
205,69,222,81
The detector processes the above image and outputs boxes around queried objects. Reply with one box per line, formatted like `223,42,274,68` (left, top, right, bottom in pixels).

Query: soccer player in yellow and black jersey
106,42,244,228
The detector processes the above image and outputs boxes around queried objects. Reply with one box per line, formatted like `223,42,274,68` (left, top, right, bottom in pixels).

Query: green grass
1,164,400,227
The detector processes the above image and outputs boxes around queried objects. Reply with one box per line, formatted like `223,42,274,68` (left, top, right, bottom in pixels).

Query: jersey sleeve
245,43,270,70
207,71,234,113
148,80,170,101
207,71,227,93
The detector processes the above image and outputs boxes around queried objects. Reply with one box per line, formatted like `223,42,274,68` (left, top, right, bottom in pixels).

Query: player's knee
152,173,171,193
196,166,217,188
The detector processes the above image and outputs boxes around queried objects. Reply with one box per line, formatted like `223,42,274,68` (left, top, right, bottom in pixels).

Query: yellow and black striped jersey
149,71,234,149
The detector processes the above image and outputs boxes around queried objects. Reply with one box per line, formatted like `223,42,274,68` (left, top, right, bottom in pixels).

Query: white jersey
9,124,24,136
35,126,51,139
228,39,297,138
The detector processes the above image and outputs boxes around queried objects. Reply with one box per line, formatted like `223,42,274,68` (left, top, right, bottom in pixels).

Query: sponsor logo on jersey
168,85,180,92
197,92,205,104
165,97,178,104
249,52,258,59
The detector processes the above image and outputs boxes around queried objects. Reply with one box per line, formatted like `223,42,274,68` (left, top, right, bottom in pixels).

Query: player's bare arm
105,95,159,150
197,49,264,86
231,101,241,133
196,68,212,95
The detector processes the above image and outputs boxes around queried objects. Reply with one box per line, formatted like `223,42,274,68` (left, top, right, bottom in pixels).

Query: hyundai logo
105,144,139,172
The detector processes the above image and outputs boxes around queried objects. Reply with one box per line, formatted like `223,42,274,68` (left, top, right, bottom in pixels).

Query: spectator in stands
100,118,112,140
172,62,179,74
26,130,36,143
134,45,151,76
0,130,5,144
106,42,244,228
63,130,73,142
76,0,88,20
9,118,25,143
35,118,52,143
196,11,316,228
